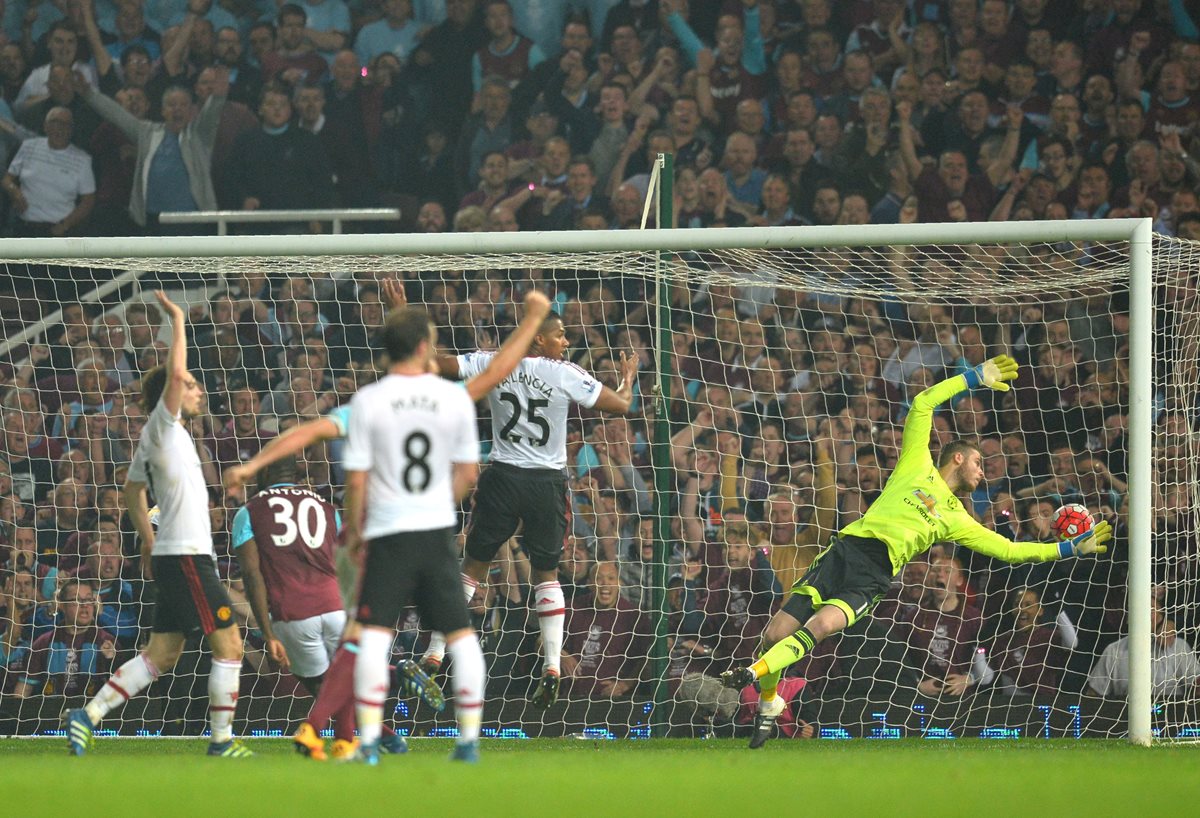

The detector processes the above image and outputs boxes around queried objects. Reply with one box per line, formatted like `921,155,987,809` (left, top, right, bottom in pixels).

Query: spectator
2,106,95,237
561,561,650,700
295,82,375,206
1088,594,1200,700
227,83,335,220
69,521,139,645
906,549,986,698
421,0,488,132
12,578,117,699
17,64,101,149
214,26,264,108
455,75,514,190
15,21,98,112
79,68,228,234
260,4,330,87
354,0,426,69
988,585,1077,697
471,0,545,94
1,568,37,690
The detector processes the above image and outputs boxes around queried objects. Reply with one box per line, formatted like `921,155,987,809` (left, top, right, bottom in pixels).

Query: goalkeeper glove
964,354,1019,391
1058,520,1112,558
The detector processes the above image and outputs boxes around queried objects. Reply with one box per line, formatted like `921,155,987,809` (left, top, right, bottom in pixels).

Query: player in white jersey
343,307,488,765
67,292,252,758
424,310,637,709
220,287,551,760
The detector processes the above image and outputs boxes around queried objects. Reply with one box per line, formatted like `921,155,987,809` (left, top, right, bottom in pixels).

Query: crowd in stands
2,0,1200,734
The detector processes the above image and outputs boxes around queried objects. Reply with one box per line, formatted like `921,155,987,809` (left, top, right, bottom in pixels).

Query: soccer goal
0,216,1189,746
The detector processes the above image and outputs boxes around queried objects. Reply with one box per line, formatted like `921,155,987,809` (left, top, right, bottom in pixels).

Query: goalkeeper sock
307,641,356,737
533,580,565,675
208,658,242,744
758,669,782,704
751,628,817,678
422,574,480,666
85,652,159,724
447,634,485,744
354,628,392,746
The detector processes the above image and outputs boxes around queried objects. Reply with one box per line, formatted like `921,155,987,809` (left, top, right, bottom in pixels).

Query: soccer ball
1052,504,1092,540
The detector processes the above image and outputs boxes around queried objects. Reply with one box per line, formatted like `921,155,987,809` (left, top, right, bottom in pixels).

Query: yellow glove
1060,519,1112,557
965,354,1019,391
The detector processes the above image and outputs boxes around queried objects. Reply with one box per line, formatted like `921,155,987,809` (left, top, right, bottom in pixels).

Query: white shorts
272,609,346,679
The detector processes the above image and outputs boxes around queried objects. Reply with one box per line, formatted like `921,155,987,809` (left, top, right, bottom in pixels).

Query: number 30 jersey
344,372,480,538
458,352,602,470
231,484,343,622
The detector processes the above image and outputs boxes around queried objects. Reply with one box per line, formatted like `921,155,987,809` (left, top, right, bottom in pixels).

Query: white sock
85,653,159,724
208,658,242,744
533,580,565,675
354,628,393,746
423,574,480,665
447,634,485,744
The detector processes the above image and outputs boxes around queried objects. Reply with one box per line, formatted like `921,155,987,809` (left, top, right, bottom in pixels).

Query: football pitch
1,738,1196,817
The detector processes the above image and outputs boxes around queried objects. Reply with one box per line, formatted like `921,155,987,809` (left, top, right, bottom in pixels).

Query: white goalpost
0,218,1172,745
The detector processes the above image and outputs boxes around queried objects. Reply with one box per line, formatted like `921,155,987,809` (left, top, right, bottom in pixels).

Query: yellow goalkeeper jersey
840,374,1061,576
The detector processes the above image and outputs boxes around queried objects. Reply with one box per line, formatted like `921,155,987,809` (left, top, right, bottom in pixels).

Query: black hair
140,365,167,413
261,455,297,488
382,308,434,363
937,439,981,468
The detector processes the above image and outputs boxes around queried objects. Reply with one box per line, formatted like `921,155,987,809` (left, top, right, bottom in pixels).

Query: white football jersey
344,372,479,539
128,400,213,556
458,352,602,470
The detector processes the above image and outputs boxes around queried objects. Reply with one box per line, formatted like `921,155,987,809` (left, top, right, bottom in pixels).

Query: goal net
0,222,1189,743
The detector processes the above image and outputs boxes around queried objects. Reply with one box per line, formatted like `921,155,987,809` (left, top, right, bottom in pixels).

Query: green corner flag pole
649,152,674,737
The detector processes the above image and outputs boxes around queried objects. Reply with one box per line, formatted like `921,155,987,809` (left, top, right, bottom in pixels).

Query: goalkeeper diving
720,354,1112,748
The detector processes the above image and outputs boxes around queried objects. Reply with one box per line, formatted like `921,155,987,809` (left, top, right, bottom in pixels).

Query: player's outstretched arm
953,517,1111,565
591,351,639,415
223,416,341,500
901,354,1018,453
153,291,189,416
465,290,552,402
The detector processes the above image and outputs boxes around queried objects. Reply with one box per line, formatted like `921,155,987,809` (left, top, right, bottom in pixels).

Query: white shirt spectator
1088,633,1200,699
15,62,98,110
7,137,96,224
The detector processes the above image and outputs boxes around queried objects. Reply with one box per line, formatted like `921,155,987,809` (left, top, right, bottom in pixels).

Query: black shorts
465,462,570,572
151,554,236,636
356,527,471,634
781,534,894,628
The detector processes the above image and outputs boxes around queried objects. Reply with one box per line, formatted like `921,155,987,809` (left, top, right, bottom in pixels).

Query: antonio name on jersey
458,351,601,471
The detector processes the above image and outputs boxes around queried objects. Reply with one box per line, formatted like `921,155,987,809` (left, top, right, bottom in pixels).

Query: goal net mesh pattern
0,233,1194,741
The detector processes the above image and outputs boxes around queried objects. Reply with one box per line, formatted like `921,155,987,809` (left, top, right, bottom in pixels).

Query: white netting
0,230,1193,741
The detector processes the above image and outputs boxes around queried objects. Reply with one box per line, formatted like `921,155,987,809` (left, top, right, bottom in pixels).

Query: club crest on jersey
217,606,232,621
912,489,941,519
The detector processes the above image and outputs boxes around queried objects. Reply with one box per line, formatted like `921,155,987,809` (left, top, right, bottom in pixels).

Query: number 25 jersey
458,352,602,470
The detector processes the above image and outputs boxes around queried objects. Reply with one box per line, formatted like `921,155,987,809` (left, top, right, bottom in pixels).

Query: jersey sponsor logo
909,489,942,522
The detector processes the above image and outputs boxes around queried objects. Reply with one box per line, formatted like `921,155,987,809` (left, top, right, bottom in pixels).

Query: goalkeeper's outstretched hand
965,354,1019,391
1060,519,1112,558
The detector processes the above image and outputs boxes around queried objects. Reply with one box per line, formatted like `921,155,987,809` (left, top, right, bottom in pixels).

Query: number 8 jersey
458,352,602,470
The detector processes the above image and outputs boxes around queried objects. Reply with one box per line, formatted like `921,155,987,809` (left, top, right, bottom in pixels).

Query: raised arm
223,416,341,500
591,351,638,415
464,290,552,401
900,355,1017,459
811,436,839,543
80,0,114,81
153,291,190,417
985,105,1023,187
896,101,923,182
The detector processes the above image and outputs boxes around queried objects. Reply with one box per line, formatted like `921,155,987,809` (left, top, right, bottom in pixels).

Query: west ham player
344,307,484,764
230,456,365,759
423,312,637,708
222,287,550,758
68,292,252,758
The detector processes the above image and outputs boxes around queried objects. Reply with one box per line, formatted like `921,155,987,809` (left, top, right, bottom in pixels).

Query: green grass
1,738,1196,817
